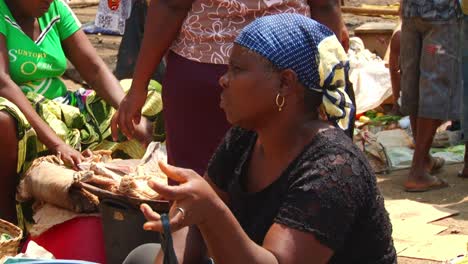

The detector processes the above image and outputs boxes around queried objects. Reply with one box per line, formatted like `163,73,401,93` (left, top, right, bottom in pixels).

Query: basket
0,218,23,258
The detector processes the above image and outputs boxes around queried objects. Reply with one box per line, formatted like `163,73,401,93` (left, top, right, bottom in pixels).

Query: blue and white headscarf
235,13,355,131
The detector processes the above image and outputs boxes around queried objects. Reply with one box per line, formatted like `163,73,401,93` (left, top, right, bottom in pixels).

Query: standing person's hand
140,162,223,232
111,87,147,141
51,143,84,170
132,117,154,148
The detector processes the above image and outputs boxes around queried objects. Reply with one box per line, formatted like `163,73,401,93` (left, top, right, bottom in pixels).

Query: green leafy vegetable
0,233,12,242
365,110,378,119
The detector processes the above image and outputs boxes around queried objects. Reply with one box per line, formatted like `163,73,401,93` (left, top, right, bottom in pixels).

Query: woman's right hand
140,162,223,233
111,87,147,141
51,143,84,170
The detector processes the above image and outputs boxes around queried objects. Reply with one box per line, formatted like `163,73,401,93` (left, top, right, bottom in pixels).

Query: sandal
429,156,445,174
404,176,449,192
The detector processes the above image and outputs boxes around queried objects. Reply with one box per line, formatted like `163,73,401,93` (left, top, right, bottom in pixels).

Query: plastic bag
348,37,393,114
94,0,132,35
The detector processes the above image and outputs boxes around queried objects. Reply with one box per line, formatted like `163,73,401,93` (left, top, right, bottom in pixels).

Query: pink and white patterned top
170,0,310,64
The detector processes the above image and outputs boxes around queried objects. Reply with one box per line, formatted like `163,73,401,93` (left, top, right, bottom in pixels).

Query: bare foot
404,173,448,192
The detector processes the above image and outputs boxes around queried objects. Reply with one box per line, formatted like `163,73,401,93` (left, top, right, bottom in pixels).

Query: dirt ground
380,164,468,263
71,3,468,263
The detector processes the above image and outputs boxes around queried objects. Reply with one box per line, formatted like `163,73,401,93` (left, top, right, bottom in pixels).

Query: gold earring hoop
275,93,285,112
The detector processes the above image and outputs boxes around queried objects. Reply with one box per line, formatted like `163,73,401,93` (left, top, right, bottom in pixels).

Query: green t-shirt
0,0,81,99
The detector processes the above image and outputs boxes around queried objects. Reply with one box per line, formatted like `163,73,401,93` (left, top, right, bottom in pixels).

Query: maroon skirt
162,51,230,175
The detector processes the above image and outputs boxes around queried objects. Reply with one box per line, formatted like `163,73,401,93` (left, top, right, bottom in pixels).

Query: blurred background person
400,0,462,192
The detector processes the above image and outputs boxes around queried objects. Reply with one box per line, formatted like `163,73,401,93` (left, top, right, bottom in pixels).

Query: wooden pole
68,0,100,7
341,6,399,16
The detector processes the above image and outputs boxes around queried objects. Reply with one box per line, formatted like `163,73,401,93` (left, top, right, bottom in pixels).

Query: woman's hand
141,162,223,233
132,116,153,148
111,87,147,141
51,143,84,170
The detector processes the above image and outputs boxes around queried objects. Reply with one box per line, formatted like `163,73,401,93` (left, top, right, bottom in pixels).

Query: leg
0,111,19,223
410,114,445,173
410,115,417,140
405,117,446,191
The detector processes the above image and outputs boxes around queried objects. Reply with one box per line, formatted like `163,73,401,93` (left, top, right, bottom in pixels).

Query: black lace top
207,127,396,264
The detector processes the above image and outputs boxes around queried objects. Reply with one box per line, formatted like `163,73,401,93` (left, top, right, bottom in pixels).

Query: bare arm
197,202,332,264
389,30,401,103
111,0,195,139
0,35,64,149
63,29,155,146
0,34,83,166
131,0,195,92
62,30,124,109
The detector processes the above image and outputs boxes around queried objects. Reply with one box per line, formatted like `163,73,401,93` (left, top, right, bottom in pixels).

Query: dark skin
0,0,153,223
389,6,401,114
141,44,335,264
309,0,349,52
400,1,445,191
393,2,446,190
389,28,400,114
405,117,444,191
111,0,348,140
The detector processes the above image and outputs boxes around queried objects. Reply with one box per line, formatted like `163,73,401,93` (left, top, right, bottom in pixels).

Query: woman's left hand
111,87,147,141
141,162,222,233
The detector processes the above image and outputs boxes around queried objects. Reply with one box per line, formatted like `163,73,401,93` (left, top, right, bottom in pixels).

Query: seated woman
0,0,161,224
130,14,396,264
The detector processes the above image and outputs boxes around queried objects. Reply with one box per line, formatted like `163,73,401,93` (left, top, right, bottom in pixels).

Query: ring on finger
176,207,186,219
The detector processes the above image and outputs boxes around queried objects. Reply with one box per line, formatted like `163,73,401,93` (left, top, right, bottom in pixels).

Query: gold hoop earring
275,93,285,112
